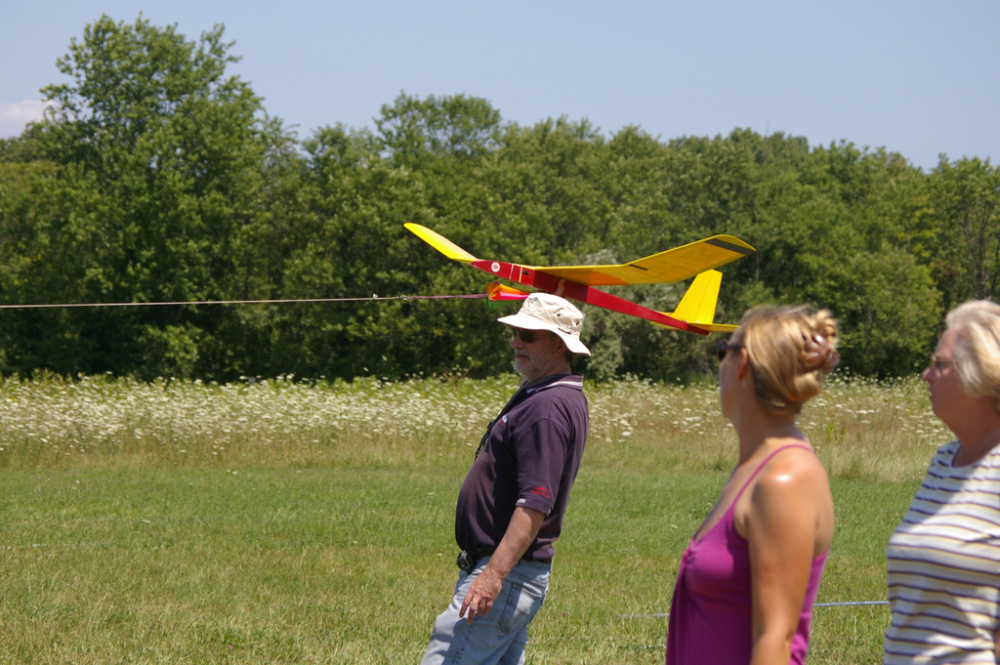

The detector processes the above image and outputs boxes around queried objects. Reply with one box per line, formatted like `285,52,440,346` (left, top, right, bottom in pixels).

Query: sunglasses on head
715,339,743,362
510,327,545,343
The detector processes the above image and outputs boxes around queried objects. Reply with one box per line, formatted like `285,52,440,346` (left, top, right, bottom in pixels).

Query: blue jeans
420,556,551,665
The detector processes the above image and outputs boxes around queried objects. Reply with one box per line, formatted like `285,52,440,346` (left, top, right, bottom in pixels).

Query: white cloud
0,100,54,139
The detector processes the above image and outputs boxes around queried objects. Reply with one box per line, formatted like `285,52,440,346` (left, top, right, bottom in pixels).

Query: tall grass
0,371,943,480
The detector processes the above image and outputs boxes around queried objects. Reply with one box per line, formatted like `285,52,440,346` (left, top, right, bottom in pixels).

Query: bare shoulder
753,441,830,499
733,440,833,549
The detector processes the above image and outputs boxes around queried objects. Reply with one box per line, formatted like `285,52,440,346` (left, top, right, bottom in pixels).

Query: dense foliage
2,16,998,382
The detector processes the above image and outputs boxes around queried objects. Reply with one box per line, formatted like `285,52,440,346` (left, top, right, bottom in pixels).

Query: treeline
1,15,999,382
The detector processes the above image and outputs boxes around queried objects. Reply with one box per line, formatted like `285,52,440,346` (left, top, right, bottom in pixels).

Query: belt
456,549,551,573
456,549,493,573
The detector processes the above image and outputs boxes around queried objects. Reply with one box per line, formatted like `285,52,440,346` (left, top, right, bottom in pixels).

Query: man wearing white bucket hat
420,293,591,665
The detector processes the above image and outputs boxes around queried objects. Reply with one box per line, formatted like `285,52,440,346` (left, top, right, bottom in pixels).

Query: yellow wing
404,223,478,263
536,235,755,286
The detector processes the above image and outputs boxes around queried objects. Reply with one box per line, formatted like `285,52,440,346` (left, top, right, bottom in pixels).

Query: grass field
0,373,941,663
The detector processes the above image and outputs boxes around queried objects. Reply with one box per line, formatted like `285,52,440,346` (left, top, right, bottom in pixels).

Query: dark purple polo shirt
455,373,589,562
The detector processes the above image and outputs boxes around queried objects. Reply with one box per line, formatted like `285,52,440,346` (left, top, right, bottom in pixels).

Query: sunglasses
715,339,743,362
927,356,956,372
509,328,546,344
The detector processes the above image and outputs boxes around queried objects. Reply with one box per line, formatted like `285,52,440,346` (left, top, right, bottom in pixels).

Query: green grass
0,466,917,664
0,373,937,663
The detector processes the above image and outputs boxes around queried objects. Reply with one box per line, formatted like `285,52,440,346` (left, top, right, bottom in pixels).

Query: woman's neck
950,408,1000,466
734,401,806,463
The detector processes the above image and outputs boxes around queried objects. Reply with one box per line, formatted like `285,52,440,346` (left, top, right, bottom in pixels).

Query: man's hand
459,567,504,624
456,506,545,626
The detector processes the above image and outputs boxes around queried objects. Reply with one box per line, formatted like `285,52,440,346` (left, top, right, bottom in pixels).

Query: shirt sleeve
513,416,569,516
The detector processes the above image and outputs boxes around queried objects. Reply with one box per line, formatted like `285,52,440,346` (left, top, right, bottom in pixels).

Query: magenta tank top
665,445,828,665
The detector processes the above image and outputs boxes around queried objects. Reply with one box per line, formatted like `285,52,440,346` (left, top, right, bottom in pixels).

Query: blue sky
2,1,997,170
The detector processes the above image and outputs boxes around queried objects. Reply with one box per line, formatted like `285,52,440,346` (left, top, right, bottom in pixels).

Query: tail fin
666,270,738,333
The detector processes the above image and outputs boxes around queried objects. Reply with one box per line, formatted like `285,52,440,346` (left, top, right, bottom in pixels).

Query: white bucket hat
497,293,591,356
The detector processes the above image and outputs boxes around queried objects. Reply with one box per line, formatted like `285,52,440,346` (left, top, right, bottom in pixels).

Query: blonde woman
665,306,839,665
884,300,1000,664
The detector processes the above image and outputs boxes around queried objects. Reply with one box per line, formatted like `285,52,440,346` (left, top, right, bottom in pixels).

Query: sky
1,1,998,171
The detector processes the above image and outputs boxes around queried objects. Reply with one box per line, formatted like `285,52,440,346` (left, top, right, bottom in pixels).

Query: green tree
811,247,940,376
0,160,105,374
375,93,502,165
1,14,286,379
929,157,1000,311
4,47,984,383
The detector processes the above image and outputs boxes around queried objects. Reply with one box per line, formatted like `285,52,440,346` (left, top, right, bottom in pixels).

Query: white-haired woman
666,306,840,665
884,300,1000,664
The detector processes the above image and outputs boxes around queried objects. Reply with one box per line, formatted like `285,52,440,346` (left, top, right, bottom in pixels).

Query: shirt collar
524,373,583,394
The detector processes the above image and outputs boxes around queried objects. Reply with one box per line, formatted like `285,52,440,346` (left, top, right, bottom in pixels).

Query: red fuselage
470,260,707,335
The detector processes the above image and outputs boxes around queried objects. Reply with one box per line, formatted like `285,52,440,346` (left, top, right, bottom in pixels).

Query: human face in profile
510,327,567,383
717,336,744,421
923,328,966,427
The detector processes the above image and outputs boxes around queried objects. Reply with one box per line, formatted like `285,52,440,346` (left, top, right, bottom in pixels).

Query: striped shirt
884,440,1000,665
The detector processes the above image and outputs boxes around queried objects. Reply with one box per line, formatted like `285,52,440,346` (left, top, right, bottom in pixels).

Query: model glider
404,223,755,335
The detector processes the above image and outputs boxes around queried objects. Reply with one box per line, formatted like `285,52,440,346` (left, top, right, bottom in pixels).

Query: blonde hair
944,300,1000,411
734,305,840,414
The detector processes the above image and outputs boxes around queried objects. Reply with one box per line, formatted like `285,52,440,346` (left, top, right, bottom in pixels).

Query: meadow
0,372,942,663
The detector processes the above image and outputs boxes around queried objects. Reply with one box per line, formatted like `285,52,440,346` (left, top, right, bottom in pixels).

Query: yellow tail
666,270,737,333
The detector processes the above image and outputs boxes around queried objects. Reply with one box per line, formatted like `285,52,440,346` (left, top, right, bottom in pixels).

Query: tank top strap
731,444,814,507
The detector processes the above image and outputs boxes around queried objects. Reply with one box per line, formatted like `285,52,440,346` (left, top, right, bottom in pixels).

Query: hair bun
738,304,839,414
802,333,840,373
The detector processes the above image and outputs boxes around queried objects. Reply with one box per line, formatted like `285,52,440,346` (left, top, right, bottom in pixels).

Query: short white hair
945,300,1000,411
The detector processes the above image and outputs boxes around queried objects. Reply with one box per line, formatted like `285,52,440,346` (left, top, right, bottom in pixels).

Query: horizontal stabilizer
688,323,739,333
